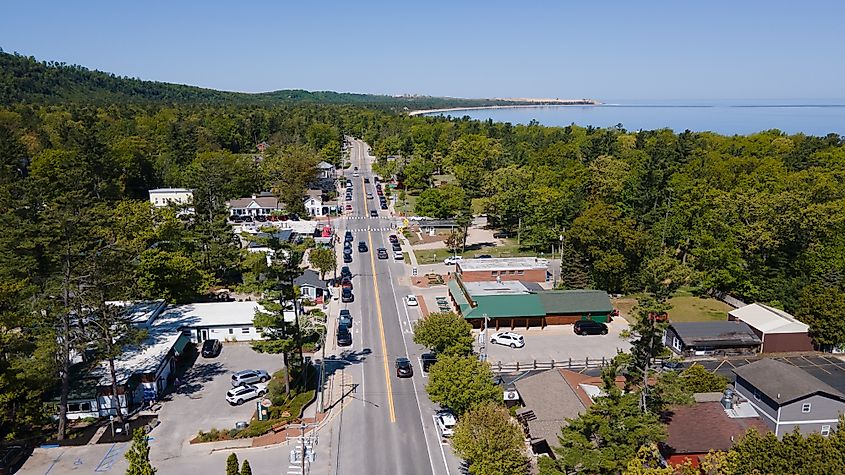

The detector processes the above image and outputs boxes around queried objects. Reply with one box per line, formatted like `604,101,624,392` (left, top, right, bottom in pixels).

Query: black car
421,353,438,372
395,357,413,378
370,210,378,217
337,325,352,346
364,177,370,183
344,231,353,242
477,254,493,259
343,253,353,263
343,247,353,256
493,231,512,239
377,248,389,259
341,288,354,303
339,309,353,327
201,339,222,358
358,241,368,252
255,215,267,222
573,320,608,335
381,203,388,209
340,266,352,279
388,234,399,243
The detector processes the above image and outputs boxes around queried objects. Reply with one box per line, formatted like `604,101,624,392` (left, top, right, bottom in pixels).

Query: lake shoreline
408,101,601,117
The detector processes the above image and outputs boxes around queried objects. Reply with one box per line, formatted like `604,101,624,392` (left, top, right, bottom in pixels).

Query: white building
227,192,283,217
149,188,194,209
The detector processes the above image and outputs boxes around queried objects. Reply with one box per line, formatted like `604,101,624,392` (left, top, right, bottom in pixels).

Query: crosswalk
343,216,397,220
343,227,396,232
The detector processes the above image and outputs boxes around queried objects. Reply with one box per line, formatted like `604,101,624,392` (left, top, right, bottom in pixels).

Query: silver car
231,369,270,387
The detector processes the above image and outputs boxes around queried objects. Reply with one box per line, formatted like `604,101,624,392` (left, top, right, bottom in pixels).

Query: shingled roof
662,402,769,455
732,359,845,405
670,321,762,348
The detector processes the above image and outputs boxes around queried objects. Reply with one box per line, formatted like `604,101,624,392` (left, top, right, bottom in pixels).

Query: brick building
455,257,549,283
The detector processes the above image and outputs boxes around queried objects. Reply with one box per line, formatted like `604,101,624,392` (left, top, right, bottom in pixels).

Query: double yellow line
361,170,396,423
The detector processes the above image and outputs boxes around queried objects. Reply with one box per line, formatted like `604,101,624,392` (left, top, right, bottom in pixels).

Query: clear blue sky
2,0,843,100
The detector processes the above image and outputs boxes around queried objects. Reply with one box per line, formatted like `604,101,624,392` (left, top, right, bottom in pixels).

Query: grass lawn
615,288,733,324
413,238,536,265
394,192,418,215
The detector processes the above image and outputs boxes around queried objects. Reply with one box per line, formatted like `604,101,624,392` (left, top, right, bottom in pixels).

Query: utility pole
317,329,327,413
479,313,489,361
287,422,317,475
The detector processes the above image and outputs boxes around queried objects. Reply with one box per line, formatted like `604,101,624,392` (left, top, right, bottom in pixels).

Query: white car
490,331,525,348
225,383,268,405
393,251,404,260
406,295,418,307
353,172,360,178
435,410,457,437
444,256,463,265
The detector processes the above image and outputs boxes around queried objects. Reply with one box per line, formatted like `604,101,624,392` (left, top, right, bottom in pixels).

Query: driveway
151,342,285,461
477,320,631,367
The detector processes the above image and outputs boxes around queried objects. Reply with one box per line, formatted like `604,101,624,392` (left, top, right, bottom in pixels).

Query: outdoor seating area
436,296,451,312
426,273,445,286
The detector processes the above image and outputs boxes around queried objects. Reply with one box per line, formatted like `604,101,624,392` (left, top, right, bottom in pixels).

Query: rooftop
295,269,327,289
670,321,762,348
106,299,168,327
662,402,768,455
537,290,613,315
154,301,263,330
458,257,548,272
463,280,533,296
732,358,845,405
227,195,281,209
464,294,546,319
149,188,193,193
93,327,188,386
729,303,809,334
514,370,586,448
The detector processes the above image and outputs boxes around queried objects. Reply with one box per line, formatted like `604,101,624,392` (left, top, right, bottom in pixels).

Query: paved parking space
477,320,632,366
693,354,845,393
151,342,285,461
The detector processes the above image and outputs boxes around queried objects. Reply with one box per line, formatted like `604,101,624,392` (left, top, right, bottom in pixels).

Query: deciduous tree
412,312,473,356
452,402,528,475
426,355,500,415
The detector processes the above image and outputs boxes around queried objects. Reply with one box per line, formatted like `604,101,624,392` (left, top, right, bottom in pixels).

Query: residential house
664,321,762,357
227,192,282,217
153,301,278,344
295,269,330,304
661,398,768,468
456,257,549,283
243,229,293,254
148,188,194,212
728,303,814,353
304,189,337,217
732,358,845,436
447,273,614,328
316,161,336,179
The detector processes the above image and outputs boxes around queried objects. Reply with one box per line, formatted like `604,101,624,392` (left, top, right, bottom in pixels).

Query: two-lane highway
326,139,460,475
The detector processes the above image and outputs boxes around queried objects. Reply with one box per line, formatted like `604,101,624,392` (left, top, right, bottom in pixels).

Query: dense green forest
0,49,571,111
0,51,844,443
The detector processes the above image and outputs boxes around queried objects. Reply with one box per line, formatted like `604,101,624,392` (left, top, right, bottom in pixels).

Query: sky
2,0,844,101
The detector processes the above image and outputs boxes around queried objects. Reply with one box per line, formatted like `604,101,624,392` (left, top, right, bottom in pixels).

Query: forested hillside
0,49,545,110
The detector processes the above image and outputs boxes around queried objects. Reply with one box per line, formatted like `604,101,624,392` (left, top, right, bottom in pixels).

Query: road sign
260,398,272,408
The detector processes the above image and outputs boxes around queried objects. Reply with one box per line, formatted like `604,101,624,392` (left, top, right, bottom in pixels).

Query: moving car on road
490,331,525,348
370,210,378,217
435,409,457,437
358,241,368,252
395,357,413,378
393,250,404,260
201,339,222,358
444,256,463,265
405,295,418,307
377,248,388,259
231,369,270,387
388,234,399,244
573,320,609,335
226,383,267,405
366,192,373,199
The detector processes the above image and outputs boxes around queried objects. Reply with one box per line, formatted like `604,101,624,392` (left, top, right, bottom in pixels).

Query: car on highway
369,210,378,217
395,357,413,378
339,309,353,327
405,295,418,306
341,288,354,303
393,250,404,260
345,231,353,242
337,325,352,346
201,339,222,358
343,253,352,263
490,331,525,348
380,203,388,210
226,383,268,405
391,242,402,252
231,369,270,387
388,234,399,243
444,256,463,265
377,248,388,259
358,241,368,252
573,320,609,336
366,192,373,199
421,353,438,372
435,409,457,437
345,204,352,211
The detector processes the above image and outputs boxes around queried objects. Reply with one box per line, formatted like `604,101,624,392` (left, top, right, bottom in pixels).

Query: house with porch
304,189,337,217
295,269,330,304
316,161,336,179
227,192,283,217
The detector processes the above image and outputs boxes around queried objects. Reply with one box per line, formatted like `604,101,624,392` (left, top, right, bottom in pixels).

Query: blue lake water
424,100,845,136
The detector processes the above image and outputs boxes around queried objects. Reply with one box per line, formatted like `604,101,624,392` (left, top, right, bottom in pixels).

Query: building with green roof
447,274,613,329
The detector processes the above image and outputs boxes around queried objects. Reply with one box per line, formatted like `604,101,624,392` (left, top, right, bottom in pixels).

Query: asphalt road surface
325,140,461,475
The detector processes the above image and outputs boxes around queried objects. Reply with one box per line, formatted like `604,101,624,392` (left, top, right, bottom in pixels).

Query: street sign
261,398,272,408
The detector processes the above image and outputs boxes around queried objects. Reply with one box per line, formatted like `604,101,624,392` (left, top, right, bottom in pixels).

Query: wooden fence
490,356,668,374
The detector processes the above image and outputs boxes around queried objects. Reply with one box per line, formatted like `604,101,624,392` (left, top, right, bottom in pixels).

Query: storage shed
728,304,814,353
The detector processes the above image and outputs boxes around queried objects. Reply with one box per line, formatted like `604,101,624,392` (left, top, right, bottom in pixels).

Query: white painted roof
463,280,532,296
93,326,183,386
457,257,548,272
154,301,263,329
149,188,193,193
729,303,809,334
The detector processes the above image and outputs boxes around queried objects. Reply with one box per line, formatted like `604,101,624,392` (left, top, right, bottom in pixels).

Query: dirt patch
42,422,101,446
97,415,158,444
612,298,639,323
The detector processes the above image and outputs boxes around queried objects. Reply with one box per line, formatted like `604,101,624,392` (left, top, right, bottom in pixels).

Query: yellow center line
361,166,396,423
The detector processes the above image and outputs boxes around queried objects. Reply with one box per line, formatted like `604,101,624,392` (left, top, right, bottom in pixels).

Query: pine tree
240,459,252,475
124,428,156,475
226,453,239,475
558,239,590,289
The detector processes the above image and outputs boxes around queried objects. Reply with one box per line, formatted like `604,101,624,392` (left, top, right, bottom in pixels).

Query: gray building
665,321,761,357
732,359,845,437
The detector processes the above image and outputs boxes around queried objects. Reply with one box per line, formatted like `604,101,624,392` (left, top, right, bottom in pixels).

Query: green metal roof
447,278,472,314
173,334,191,355
464,294,546,319
537,290,613,315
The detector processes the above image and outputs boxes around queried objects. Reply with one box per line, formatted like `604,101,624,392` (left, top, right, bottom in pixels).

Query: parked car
377,248,389,259
345,204,352,211
388,234,399,243
337,325,352,346
405,295,418,307
341,278,353,290
231,369,270,387
391,242,402,252
255,215,267,222
395,357,413,377
340,266,352,279
476,254,493,259
343,248,353,257
358,241,368,252
370,210,378,217
393,250,404,260
573,320,609,335
435,409,457,437
201,339,222,358
341,288,354,303
226,383,267,405
364,177,370,183
492,231,512,239
381,203,388,209
444,256,463,265
421,353,438,372
661,360,684,372
343,253,353,263
490,331,525,348
339,309,353,327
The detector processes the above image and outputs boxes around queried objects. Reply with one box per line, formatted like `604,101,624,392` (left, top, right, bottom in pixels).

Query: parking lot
151,342,285,461
692,354,845,393
476,319,632,366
